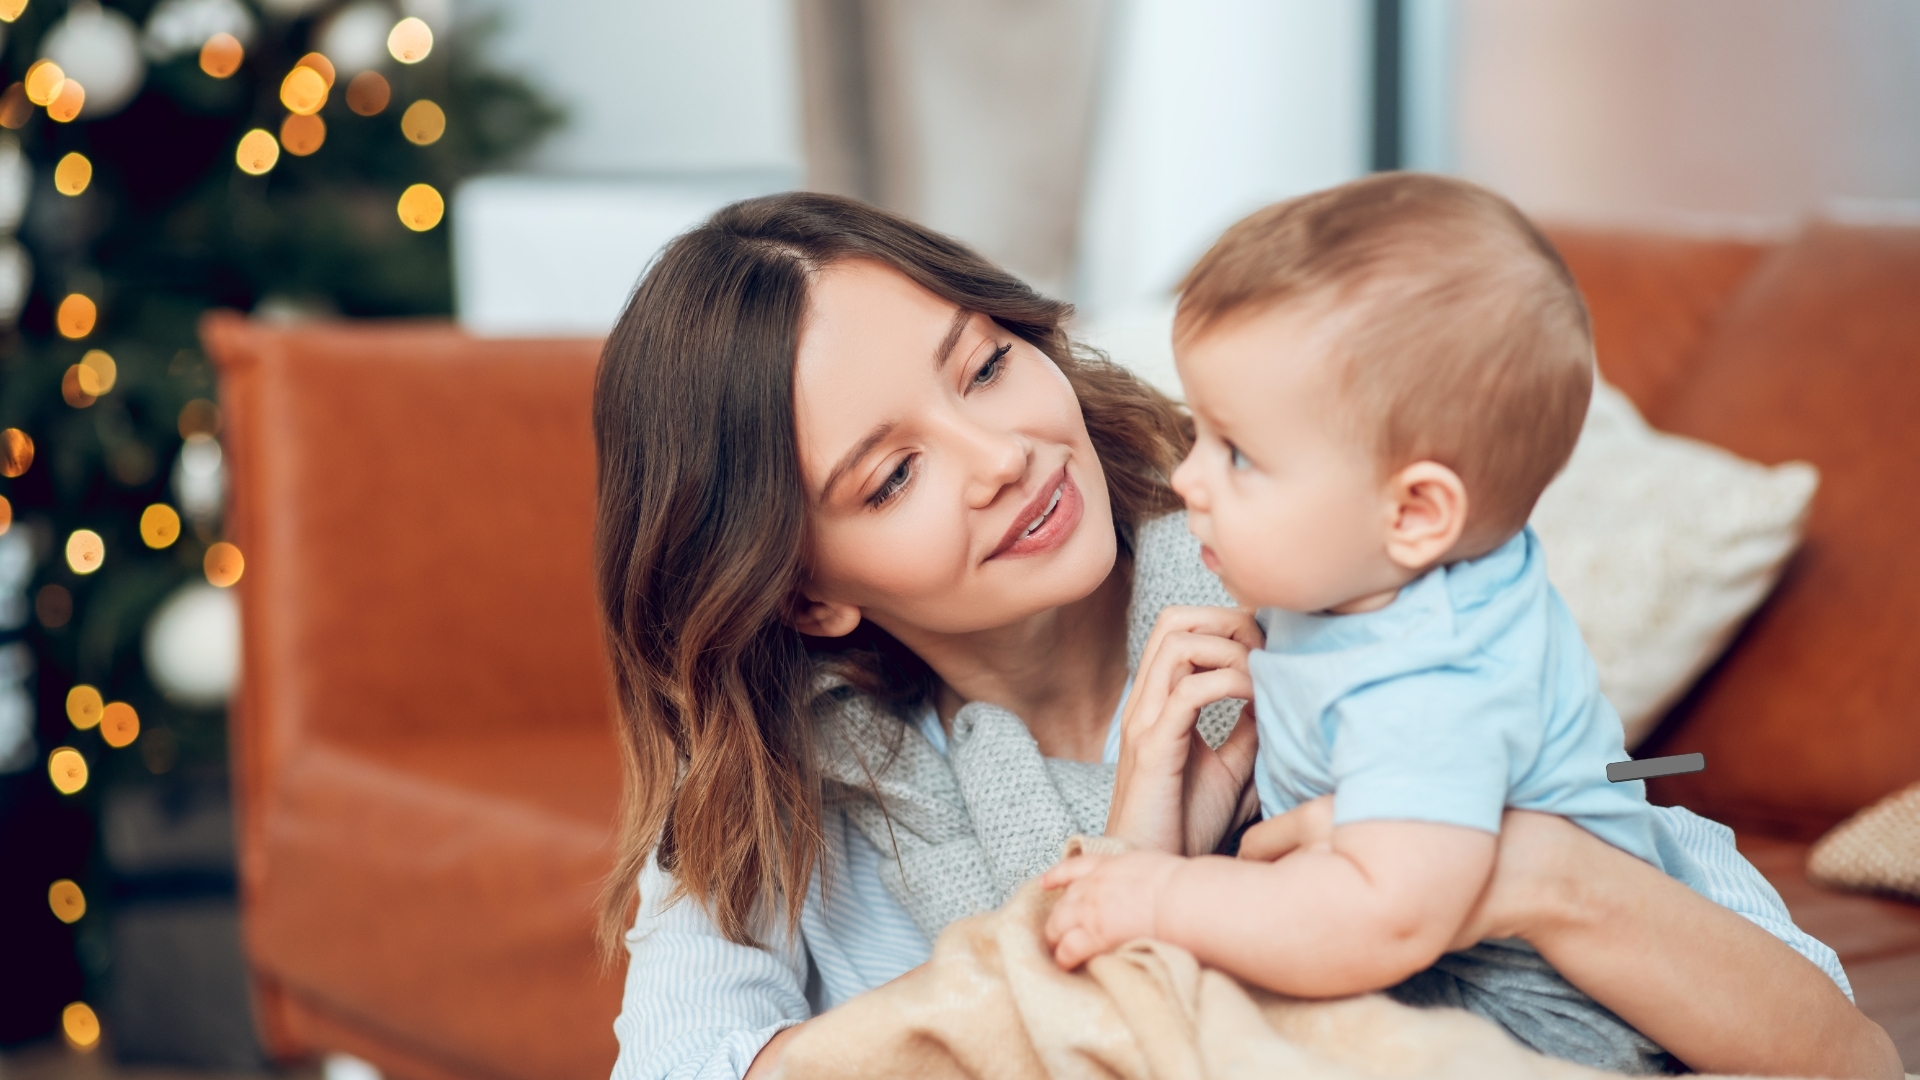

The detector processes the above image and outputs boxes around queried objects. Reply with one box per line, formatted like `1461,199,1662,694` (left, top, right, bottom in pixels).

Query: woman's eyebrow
822,421,896,501
932,307,970,370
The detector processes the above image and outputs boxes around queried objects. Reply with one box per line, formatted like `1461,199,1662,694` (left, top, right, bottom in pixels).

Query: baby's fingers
1050,925,1104,971
1237,796,1334,861
1236,816,1302,862
1040,855,1101,891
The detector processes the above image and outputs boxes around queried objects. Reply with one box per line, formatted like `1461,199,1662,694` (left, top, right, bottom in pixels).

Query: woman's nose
956,420,1029,509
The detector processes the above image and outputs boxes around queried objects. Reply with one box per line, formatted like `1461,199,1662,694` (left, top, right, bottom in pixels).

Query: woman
593,193,1899,1080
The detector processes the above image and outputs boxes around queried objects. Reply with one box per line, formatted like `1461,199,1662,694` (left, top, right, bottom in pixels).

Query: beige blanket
775,839,1782,1080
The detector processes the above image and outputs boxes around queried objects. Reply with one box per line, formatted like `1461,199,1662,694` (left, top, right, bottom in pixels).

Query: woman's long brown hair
593,192,1191,952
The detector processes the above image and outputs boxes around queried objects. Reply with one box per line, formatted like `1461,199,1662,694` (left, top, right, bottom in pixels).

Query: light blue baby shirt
1249,527,1681,877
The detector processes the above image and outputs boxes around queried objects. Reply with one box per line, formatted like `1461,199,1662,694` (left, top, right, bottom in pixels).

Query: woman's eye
1228,443,1252,470
870,456,914,506
971,344,1012,388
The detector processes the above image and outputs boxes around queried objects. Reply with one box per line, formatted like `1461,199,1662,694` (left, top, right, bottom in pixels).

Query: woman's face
792,259,1117,642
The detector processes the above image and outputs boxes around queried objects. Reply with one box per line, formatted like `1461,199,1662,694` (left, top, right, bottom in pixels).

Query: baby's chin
1210,562,1335,615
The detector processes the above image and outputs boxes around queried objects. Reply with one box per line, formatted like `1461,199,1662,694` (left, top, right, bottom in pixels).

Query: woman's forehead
793,260,978,481
804,259,960,351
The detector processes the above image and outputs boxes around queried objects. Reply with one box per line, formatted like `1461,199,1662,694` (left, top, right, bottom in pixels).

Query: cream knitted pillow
1808,781,1920,901
1529,379,1818,747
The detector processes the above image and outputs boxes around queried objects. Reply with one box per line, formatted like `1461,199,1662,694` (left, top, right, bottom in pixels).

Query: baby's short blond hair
1176,173,1593,555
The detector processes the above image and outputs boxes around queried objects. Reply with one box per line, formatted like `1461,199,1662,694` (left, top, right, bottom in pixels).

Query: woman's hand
1467,810,1903,1080
1106,606,1262,855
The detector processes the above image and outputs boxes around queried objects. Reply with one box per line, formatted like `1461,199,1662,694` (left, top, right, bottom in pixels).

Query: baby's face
1171,301,1410,614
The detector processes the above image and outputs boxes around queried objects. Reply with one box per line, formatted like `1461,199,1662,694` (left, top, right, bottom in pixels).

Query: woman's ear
1383,461,1468,572
789,592,863,638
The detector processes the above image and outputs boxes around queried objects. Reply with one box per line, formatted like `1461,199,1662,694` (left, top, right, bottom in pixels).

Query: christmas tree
0,0,559,1053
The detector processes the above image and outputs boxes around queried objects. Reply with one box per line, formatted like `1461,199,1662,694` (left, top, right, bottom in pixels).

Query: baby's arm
1044,818,1494,997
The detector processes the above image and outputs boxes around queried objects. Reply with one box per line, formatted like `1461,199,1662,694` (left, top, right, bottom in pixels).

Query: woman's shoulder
1125,511,1237,668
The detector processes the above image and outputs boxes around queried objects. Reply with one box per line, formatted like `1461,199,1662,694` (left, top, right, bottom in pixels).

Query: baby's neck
1323,584,1403,615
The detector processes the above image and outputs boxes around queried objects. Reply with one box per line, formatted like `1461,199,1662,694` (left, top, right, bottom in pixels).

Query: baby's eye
1228,443,1252,470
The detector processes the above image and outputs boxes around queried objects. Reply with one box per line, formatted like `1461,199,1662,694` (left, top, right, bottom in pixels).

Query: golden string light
387,17,433,64
48,748,87,794
101,702,139,749
205,541,244,587
62,1002,100,1050
81,349,117,392
48,78,84,123
56,294,96,338
401,99,445,145
0,0,26,23
61,365,97,408
55,152,91,196
1,427,34,475
24,59,63,105
200,32,243,78
281,113,325,156
0,83,29,128
397,183,443,231
346,70,390,116
0,493,10,535
236,128,279,175
280,65,327,115
67,685,103,730
49,879,86,924
296,52,336,88
141,504,181,548
65,529,104,574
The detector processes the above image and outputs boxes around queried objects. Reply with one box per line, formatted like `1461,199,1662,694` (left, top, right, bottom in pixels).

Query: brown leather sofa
202,220,1920,1080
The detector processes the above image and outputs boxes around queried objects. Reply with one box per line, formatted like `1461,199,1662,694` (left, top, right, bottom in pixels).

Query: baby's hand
1040,850,1183,970
1237,794,1335,862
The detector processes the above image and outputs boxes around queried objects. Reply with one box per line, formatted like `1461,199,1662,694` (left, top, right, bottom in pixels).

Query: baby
1044,174,1770,1072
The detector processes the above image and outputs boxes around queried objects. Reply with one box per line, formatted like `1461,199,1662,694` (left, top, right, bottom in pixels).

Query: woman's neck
900,560,1132,763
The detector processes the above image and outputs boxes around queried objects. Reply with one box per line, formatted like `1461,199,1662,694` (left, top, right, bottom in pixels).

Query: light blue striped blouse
610,703,1849,1080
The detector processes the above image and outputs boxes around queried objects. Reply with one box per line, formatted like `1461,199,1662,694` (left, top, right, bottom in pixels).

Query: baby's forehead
1176,303,1360,426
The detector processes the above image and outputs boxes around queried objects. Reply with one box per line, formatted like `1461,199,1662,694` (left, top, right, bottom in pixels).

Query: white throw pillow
1078,305,1818,749
1530,379,1817,747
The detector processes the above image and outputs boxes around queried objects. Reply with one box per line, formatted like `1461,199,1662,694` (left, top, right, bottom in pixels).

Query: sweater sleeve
610,854,812,1080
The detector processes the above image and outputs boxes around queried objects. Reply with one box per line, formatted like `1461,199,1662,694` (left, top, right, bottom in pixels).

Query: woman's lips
990,469,1082,559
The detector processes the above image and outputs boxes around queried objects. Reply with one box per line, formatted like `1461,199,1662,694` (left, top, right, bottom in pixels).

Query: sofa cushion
1529,379,1817,748
1809,781,1920,902
251,731,621,1080
1544,228,1772,417
204,316,626,1079
1639,224,1920,839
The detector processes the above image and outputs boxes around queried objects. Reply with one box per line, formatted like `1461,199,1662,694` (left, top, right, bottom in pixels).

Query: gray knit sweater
813,511,1238,939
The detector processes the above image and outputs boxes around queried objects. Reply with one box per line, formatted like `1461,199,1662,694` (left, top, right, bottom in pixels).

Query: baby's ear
1383,461,1468,572
788,591,863,638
